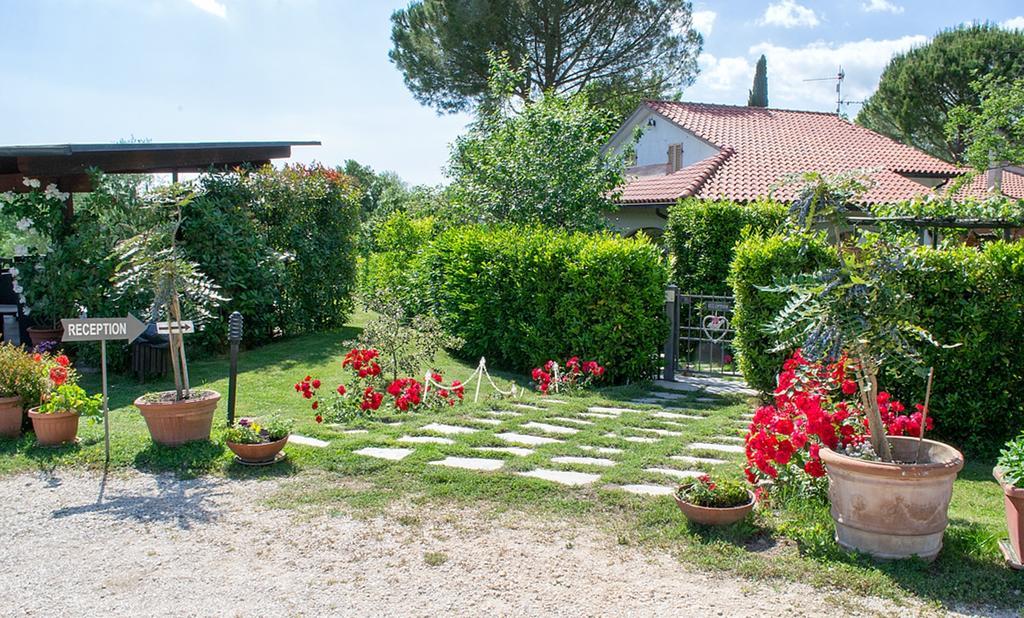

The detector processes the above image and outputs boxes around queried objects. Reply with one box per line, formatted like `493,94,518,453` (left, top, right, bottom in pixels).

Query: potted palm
994,432,1024,569
674,474,756,526
113,186,226,446
223,416,292,464
764,173,963,561
29,383,102,446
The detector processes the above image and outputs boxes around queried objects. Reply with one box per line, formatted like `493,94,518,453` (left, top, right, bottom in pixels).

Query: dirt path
0,471,992,617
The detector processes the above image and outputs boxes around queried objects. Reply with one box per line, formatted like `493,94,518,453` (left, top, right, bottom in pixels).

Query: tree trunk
855,354,892,462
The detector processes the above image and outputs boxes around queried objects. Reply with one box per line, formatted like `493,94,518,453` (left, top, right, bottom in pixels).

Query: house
603,101,1024,238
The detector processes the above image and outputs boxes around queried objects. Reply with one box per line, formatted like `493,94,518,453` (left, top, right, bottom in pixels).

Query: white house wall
610,108,719,168
606,207,668,236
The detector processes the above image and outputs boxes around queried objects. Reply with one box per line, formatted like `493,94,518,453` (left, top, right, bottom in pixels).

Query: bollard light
227,312,243,425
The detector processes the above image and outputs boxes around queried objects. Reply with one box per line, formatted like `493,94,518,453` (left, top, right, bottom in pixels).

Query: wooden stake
914,367,935,464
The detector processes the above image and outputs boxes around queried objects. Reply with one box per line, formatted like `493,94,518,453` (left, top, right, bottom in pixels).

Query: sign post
61,314,146,462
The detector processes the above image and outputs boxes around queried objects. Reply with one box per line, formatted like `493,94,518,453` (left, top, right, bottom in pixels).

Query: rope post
227,311,243,426
474,358,484,403
663,284,679,380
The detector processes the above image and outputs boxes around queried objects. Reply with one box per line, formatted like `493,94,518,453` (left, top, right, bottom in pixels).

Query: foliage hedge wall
731,235,1024,457
665,198,786,295
415,225,668,383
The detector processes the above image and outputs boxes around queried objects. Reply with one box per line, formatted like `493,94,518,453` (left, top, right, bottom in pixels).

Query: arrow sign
155,320,195,335
61,313,146,343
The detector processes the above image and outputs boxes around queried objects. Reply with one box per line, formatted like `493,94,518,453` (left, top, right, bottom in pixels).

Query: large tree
856,23,1024,163
747,54,768,108
389,0,703,117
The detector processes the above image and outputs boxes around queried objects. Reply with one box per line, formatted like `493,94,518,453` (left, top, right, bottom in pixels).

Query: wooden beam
15,146,291,176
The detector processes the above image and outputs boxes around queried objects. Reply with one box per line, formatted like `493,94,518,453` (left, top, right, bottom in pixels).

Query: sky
1,0,1022,186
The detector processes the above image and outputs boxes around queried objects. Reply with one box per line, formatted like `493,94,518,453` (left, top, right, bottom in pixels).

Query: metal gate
662,286,738,378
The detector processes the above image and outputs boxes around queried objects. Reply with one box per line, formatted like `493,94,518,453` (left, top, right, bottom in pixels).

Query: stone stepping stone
580,412,618,419
617,484,676,497
469,417,503,426
740,413,754,419
421,422,478,435
653,381,699,392
648,392,683,400
587,406,635,415
542,398,568,404
551,456,616,468
354,447,413,461
630,398,671,405
656,420,689,429
429,456,504,471
496,432,563,446
484,410,521,417
339,429,369,435
522,421,579,435
472,446,535,457
687,442,744,454
670,454,727,466
652,411,704,421
289,435,330,448
632,427,684,437
644,467,705,480
696,397,719,403
398,435,454,445
518,469,601,486
604,433,659,444
712,436,745,443
547,416,594,426
578,445,625,455
512,403,544,411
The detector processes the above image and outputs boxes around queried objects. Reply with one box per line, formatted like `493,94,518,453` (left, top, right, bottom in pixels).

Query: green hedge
666,198,786,295
416,225,668,383
358,211,437,308
729,233,837,393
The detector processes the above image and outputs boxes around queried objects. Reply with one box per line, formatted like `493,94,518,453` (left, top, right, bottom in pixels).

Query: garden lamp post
227,311,243,426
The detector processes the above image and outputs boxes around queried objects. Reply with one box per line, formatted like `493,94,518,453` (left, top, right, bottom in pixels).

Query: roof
617,101,965,205
946,168,1024,201
0,140,320,193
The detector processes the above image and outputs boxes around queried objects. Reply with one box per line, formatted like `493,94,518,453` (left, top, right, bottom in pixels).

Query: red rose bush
530,356,605,395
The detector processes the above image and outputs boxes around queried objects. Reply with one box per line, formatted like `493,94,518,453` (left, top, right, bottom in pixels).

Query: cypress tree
747,55,768,107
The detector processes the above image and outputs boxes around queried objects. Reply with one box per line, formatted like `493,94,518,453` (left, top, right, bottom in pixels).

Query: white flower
13,245,27,257
44,183,69,202
15,217,33,231
23,307,30,316
22,177,41,189
12,284,22,294
8,267,18,277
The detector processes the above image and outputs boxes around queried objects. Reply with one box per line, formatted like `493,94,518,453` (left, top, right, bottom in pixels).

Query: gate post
662,284,679,380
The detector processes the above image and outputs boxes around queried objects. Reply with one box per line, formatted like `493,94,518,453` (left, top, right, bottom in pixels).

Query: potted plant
28,383,102,446
113,187,225,446
994,432,1024,569
223,416,293,464
763,173,963,561
674,474,756,526
0,344,67,438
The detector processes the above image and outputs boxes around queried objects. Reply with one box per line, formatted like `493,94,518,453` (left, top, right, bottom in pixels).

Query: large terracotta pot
0,395,23,438
27,326,64,348
134,390,220,447
27,408,79,446
820,436,964,561
226,436,288,464
993,468,1024,569
674,491,756,526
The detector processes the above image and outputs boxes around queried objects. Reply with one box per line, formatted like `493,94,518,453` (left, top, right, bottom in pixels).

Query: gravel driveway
0,471,998,617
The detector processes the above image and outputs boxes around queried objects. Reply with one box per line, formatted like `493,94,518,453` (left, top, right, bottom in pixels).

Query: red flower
311,401,319,410
32,353,42,362
337,384,346,396
55,355,70,367
804,459,826,478
49,366,68,386
315,414,323,424
841,380,857,395
312,379,321,389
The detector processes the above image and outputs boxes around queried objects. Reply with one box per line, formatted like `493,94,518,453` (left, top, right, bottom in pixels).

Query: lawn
0,311,1019,613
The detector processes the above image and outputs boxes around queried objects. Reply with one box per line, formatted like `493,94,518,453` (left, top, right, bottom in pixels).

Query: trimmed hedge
729,233,837,394
416,225,668,383
358,211,437,308
666,198,786,295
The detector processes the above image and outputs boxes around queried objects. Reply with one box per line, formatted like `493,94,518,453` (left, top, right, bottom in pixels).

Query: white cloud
188,0,227,19
760,0,820,28
692,10,717,36
694,53,753,94
1002,16,1024,30
862,0,904,14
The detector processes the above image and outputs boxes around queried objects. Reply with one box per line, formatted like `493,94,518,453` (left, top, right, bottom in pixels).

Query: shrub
729,233,836,393
358,211,437,304
416,225,667,383
666,198,786,295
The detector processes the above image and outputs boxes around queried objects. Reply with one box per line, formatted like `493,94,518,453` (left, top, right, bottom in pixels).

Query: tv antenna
803,67,864,115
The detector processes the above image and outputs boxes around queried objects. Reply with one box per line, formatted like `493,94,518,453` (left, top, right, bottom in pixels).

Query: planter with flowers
530,356,605,395
29,384,102,446
755,173,963,561
994,432,1024,569
114,187,225,446
224,417,293,465
0,344,72,438
675,474,756,526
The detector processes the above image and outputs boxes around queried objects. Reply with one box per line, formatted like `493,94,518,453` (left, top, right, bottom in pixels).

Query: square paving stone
547,416,594,426
421,422,478,435
289,435,330,448
644,467,705,480
670,455,727,466
578,445,625,455
398,435,454,445
354,447,413,461
551,456,616,467
469,417,503,426
580,412,618,419
484,410,521,417
587,406,633,415
517,469,601,486
522,421,579,435
429,456,504,471
512,403,544,411
472,446,535,457
617,484,675,497
603,433,659,444
652,411,705,421
496,432,563,446
687,442,744,454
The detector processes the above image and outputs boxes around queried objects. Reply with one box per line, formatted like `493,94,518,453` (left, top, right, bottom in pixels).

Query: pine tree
747,55,768,108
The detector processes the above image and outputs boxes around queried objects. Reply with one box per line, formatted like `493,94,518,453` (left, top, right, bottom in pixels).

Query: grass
1,309,1020,612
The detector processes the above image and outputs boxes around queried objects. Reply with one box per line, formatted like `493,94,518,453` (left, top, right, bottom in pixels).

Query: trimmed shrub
416,225,667,383
729,233,837,394
666,198,786,295
359,211,437,307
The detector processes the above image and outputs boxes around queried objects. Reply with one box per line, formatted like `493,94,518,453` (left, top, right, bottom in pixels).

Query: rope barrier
422,357,519,403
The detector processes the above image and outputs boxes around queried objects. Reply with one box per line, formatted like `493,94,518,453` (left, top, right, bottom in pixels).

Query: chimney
986,164,1003,193
666,143,683,173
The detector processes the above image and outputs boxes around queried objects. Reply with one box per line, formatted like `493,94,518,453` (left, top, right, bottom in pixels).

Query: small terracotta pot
674,491,756,526
226,435,288,464
28,408,79,446
0,395,23,439
994,468,1024,568
134,391,221,447
27,326,64,348
820,436,963,561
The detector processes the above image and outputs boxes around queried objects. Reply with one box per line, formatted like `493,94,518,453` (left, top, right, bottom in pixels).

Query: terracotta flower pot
0,395,23,439
27,326,64,348
674,491,756,526
226,435,288,464
134,390,221,447
28,408,79,446
820,436,963,561
993,468,1024,569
